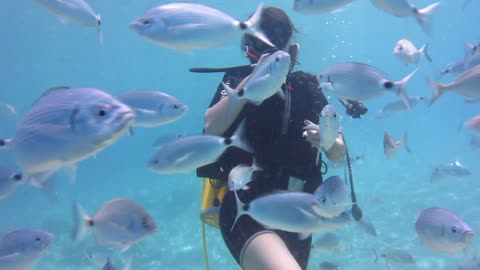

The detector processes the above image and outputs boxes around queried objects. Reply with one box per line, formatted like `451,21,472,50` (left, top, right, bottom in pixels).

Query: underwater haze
1,0,480,269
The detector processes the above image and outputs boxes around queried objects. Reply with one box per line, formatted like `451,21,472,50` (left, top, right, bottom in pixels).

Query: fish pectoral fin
168,23,209,34
169,152,193,165
295,207,317,219
135,108,157,116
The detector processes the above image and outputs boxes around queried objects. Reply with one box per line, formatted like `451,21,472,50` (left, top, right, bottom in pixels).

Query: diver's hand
303,120,320,148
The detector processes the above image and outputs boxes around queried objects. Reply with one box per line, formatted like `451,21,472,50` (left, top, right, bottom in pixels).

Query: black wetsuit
197,68,328,269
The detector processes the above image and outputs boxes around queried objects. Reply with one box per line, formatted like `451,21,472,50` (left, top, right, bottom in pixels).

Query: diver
194,7,367,270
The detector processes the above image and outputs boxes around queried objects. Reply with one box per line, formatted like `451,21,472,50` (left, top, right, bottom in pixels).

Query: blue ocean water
0,0,479,269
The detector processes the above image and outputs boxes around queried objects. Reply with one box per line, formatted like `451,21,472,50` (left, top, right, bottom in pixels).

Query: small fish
440,54,480,77
464,41,480,69
292,0,354,14
311,233,341,253
319,104,340,153
375,96,425,119
0,87,134,189
147,121,251,174
36,0,102,46
428,65,480,106
222,50,291,106
72,199,157,252
415,207,474,254
383,131,410,159
431,160,471,183
370,0,440,35
130,3,273,50
116,90,188,128
0,165,22,200
228,159,261,191
393,39,432,65
0,229,54,270
375,249,416,266
318,62,417,110
319,261,340,270
84,247,111,267
312,176,349,218
464,115,480,135
0,102,16,116
233,191,351,237
102,257,132,270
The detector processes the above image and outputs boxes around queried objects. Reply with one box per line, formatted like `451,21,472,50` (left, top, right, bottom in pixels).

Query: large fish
130,3,273,50
375,96,424,119
0,87,134,187
72,199,157,252
415,207,474,254
0,165,22,200
147,121,251,174
117,90,188,128
0,229,53,270
428,65,480,106
293,0,354,14
318,62,417,110
370,0,440,35
311,176,349,218
393,39,431,66
222,50,291,106
431,161,471,183
233,191,351,238
36,0,102,46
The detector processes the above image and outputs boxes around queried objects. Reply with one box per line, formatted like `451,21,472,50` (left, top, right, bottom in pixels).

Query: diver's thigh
241,231,302,270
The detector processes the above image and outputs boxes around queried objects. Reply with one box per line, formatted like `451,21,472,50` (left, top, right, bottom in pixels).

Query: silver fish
36,0,102,46
370,0,440,34
233,191,351,237
415,207,474,254
130,3,273,50
393,39,431,65
84,246,111,267
102,257,132,270
318,62,417,110
312,233,340,253
117,90,188,127
375,249,416,266
0,229,53,270
431,160,471,183
228,159,261,191
319,104,340,153
383,131,410,159
0,165,22,200
312,176,349,218
0,87,134,187
72,199,157,252
464,41,480,69
375,96,424,119
429,65,480,106
293,0,354,14
147,121,251,174
440,54,480,77
223,50,291,106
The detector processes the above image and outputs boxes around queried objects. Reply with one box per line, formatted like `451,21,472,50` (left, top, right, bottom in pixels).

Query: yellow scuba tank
200,178,227,228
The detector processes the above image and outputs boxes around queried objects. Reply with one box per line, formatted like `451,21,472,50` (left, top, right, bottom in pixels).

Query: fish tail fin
0,138,12,149
419,43,432,62
243,3,275,48
96,14,103,47
71,201,92,241
426,77,447,106
414,2,440,36
395,68,418,110
231,190,247,232
230,119,253,154
401,131,412,153
463,42,475,69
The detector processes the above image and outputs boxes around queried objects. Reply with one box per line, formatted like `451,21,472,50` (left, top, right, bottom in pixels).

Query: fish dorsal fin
32,86,71,105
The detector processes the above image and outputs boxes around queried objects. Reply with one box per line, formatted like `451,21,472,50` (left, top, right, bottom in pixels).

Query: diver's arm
204,96,248,135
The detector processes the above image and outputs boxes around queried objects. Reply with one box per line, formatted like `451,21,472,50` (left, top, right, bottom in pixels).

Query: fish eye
34,236,41,242
320,196,327,204
333,113,337,118
152,159,159,164
142,18,152,26
451,226,458,233
275,57,280,62
98,109,107,117
173,104,180,109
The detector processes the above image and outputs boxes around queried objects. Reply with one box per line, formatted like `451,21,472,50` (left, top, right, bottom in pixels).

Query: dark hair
242,7,296,57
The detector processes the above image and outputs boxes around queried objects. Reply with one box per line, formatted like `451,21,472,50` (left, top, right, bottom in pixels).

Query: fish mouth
116,109,135,125
465,230,475,242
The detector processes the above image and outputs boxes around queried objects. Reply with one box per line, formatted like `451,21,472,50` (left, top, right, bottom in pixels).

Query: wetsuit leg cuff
239,230,277,268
